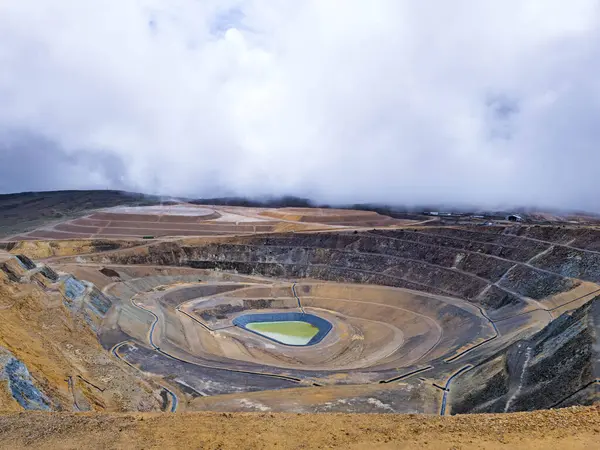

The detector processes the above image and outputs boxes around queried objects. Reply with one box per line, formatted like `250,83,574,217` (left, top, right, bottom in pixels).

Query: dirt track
0,406,597,449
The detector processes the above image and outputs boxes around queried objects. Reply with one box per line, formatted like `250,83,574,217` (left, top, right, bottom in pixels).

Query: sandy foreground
0,406,597,449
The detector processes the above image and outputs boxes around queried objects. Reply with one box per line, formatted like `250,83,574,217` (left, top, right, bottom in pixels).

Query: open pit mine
0,201,598,421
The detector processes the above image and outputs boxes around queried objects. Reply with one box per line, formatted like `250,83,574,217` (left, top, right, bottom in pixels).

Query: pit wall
450,297,600,413
233,312,333,346
83,239,515,314
507,224,600,251
82,228,590,317
4,240,141,259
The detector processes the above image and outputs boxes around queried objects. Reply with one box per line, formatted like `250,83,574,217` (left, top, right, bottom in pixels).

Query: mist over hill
2,2,600,211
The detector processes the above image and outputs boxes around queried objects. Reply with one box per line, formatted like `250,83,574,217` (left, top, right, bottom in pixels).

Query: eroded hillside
0,253,168,412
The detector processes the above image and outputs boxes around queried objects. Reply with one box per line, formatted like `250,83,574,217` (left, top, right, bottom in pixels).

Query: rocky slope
0,255,164,412
451,297,599,413
83,227,591,317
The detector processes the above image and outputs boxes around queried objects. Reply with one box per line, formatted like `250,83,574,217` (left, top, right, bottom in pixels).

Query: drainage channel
163,386,178,412
438,365,474,416
379,366,433,384
291,282,305,313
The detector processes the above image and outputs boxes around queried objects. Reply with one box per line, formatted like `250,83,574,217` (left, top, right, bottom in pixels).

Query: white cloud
0,1,599,210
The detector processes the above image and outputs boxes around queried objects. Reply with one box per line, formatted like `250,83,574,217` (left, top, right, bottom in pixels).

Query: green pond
246,321,319,345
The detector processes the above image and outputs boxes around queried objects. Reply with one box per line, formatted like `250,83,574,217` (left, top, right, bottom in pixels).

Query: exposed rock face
60,225,600,413
0,256,163,413
0,347,52,411
15,254,36,270
86,229,583,316
451,298,600,413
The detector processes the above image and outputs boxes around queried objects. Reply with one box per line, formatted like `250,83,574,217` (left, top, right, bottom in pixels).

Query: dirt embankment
3,239,141,259
0,270,161,413
0,406,597,449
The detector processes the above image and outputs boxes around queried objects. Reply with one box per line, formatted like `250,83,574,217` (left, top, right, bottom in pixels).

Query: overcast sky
1,1,600,210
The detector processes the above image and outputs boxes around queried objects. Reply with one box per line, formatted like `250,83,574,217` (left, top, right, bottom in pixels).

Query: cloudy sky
1,1,600,210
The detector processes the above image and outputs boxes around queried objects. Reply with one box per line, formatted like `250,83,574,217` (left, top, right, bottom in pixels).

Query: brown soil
0,270,162,413
7,240,141,259
260,207,408,227
0,406,597,449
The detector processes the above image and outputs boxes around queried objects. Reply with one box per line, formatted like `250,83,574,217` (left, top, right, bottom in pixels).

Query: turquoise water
246,321,319,345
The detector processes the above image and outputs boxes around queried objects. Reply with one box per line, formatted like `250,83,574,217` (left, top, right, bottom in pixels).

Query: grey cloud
0,129,127,192
0,1,600,211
